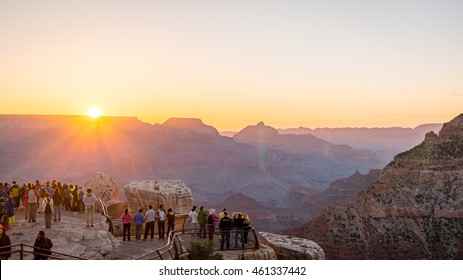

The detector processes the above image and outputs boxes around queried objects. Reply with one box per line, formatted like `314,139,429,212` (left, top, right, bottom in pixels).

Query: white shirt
189,210,198,224
145,209,156,222
28,189,38,203
82,194,97,207
158,209,166,221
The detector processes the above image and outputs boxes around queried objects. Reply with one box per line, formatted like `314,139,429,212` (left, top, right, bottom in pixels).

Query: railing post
156,249,163,260
20,243,24,260
251,227,259,249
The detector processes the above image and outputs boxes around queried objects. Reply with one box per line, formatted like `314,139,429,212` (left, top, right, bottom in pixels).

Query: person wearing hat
0,224,11,260
82,189,97,227
219,208,227,219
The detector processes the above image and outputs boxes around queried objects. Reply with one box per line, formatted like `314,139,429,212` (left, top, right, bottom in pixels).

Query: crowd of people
0,180,96,230
118,204,252,250
0,179,97,230
0,179,97,260
0,179,254,259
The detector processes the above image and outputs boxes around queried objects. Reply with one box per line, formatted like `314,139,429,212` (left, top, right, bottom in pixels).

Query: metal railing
133,227,260,260
0,243,87,260
96,198,260,260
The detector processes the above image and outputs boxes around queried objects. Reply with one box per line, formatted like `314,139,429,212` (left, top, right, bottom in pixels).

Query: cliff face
299,114,463,259
281,169,380,209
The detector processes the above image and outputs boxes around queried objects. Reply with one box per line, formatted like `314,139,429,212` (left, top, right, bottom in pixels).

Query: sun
86,107,103,118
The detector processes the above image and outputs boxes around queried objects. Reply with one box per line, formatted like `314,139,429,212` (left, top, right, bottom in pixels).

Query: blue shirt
134,212,145,225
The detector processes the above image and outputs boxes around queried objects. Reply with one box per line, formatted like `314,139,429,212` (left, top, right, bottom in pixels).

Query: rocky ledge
258,232,325,260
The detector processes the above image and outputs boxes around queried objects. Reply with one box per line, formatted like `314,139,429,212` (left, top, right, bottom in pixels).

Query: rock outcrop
297,114,463,259
258,232,325,260
122,180,193,214
219,244,278,260
84,172,121,202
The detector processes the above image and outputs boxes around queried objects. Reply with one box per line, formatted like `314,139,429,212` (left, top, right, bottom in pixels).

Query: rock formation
122,180,193,214
293,114,463,259
84,172,121,202
258,232,325,260
219,244,278,260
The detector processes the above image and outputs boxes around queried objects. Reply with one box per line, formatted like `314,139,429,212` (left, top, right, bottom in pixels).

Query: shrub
187,241,223,260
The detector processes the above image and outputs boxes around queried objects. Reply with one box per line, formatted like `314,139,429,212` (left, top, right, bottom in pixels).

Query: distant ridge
162,117,219,135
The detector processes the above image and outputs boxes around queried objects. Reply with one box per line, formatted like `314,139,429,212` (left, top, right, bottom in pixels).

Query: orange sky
0,1,462,131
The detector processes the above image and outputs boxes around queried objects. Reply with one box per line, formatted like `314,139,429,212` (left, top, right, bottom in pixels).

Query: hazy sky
1,0,462,131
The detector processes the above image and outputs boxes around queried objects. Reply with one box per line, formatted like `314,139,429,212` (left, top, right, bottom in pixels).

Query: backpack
44,238,53,255
207,214,213,225
45,199,52,214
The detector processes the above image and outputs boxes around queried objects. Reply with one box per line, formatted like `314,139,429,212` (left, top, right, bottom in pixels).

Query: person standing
0,224,11,260
10,181,20,209
5,196,15,227
242,213,251,244
52,187,63,222
63,185,72,211
219,208,227,219
37,182,46,213
76,186,84,213
71,185,78,212
134,208,144,241
22,185,30,221
43,193,53,229
157,204,166,239
232,212,245,248
218,211,232,250
33,230,53,260
188,206,198,236
166,208,175,237
121,209,132,241
207,209,219,241
197,206,208,238
143,205,155,241
82,189,97,227
27,186,38,223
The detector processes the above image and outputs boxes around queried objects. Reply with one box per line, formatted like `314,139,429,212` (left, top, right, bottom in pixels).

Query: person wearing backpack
157,204,166,239
33,230,53,260
44,193,54,229
0,224,11,260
